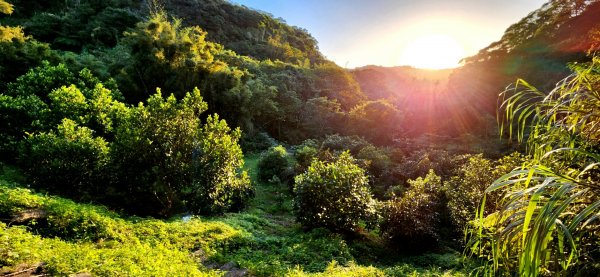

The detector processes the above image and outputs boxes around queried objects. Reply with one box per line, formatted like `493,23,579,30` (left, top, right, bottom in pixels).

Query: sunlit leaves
294,151,377,233
472,57,600,276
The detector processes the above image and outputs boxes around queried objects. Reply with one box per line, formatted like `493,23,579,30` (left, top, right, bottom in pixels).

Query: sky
229,0,547,68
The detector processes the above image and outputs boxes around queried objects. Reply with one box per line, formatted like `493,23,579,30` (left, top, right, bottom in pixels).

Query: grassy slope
0,156,472,276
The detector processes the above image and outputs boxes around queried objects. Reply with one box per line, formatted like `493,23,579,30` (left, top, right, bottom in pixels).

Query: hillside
0,0,599,276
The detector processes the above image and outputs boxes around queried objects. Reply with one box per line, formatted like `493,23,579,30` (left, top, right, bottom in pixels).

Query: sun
400,34,466,70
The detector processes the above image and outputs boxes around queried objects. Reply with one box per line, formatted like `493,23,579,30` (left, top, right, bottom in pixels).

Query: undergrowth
0,157,472,276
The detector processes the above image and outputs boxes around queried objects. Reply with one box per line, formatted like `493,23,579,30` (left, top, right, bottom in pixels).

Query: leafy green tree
300,97,345,137
356,145,394,198
293,151,377,233
443,153,524,233
119,12,226,102
293,139,318,173
0,2,56,88
349,100,403,145
380,170,444,250
109,88,207,216
0,63,122,159
187,114,253,215
258,145,292,185
18,119,110,200
314,62,365,111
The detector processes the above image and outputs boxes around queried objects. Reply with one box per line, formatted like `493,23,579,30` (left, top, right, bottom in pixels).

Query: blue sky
229,0,547,68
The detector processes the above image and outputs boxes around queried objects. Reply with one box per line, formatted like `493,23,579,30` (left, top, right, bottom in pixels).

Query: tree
187,114,253,215
257,145,292,185
443,153,524,233
109,88,208,216
119,11,226,102
18,119,110,200
349,100,403,145
0,0,56,88
380,170,444,250
0,63,121,160
293,151,377,233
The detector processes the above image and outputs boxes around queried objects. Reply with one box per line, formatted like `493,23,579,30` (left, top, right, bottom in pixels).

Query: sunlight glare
400,34,466,69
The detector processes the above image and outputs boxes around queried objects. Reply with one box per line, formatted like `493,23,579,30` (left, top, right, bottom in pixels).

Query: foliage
187,114,253,215
258,145,293,185
18,119,109,200
380,170,444,250
162,0,324,65
294,139,318,173
0,163,472,277
321,134,372,154
240,132,277,153
109,88,208,215
118,11,226,102
356,145,395,198
313,62,365,110
0,0,12,15
443,153,525,232
349,99,403,145
397,148,459,181
471,57,600,276
293,152,377,233
0,33,56,89
1,63,122,159
3,62,253,217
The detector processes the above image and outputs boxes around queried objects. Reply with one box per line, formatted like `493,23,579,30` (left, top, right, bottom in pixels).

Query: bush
443,153,525,232
355,145,395,198
240,132,277,154
380,170,443,250
257,145,293,185
293,151,377,233
321,134,371,154
109,89,207,216
18,119,110,200
186,114,253,215
294,139,318,173
0,63,123,159
0,32,57,89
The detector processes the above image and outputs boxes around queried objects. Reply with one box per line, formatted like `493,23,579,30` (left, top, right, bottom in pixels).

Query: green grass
0,156,474,276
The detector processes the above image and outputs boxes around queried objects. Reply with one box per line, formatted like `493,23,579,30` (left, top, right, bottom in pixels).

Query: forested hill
1,0,371,146
349,0,600,137
2,0,324,65
163,0,325,65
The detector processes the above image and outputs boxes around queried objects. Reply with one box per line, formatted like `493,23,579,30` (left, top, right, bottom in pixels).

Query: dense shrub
240,132,277,153
443,153,525,232
186,114,253,215
294,139,318,173
0,19,57,89
257,145,293,185
397,149,462,181
4,63,254,216
321,134,371,154
18,119,110,200
293,151,377,233
0,63,123,159
109,88,207,216
380,170,444,250
355,145,396,198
